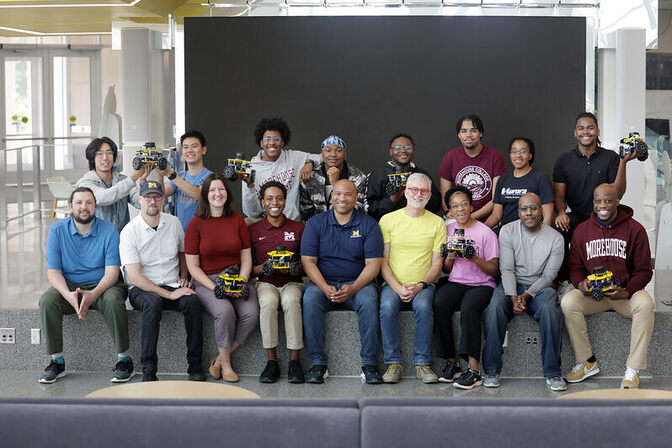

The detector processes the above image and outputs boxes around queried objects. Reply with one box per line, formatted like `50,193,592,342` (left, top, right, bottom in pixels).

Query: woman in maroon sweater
186,173,259,382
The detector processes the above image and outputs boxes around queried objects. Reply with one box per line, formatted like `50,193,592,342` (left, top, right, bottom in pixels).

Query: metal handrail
0,144,42,226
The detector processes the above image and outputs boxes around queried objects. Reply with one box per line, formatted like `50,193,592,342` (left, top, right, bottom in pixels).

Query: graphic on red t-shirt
455,165,492,201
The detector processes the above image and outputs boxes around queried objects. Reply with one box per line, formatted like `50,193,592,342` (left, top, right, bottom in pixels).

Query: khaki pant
560,288,654,370
256,281,304,350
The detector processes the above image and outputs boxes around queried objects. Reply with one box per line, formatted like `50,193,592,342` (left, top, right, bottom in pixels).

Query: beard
73,213,94,225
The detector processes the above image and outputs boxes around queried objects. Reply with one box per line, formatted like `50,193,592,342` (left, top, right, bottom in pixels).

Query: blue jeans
302,280,380,366
482,283,563,378
380,284,434,365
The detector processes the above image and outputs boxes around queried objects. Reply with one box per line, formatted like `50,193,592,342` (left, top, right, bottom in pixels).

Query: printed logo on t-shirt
585,238,627,260
351,230,361,238
501,187,528,200
456,166,492,201
260,168,296,193
284,232,295,241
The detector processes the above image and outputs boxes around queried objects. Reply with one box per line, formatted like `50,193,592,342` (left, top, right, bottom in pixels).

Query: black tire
464,245,476,260
637,152,649,162
289,262,301,277
224,165,236,180
612,279,620,288
590,288,603,302
249,169,256,184
214,284,225,300
385,182,397,195
263,261,274,277
241,284,250,301
440,243,448,258
132,157,142,170
158,157,168,170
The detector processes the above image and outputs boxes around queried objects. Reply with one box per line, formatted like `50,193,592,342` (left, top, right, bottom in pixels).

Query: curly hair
254,118,291,146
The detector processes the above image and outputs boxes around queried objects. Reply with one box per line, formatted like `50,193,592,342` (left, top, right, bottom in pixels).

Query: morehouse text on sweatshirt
568,204,652,297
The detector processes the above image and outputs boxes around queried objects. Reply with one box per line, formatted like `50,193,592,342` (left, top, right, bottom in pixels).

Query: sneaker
361,365,383,384
188,363,206,382
111,358,135,383
306,365,328,384
453,368,483,390
142,372,159,382
483,373,501,388
259,360,281,383
287,360,305,384
438,360,461,383
39,360,66,384
383,364,403,384
415,365,439,384
546,376,567,391
620,367,640,389
565,361,600,383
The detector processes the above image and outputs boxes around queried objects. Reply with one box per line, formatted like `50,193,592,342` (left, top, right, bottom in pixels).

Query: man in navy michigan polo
301,179,384,384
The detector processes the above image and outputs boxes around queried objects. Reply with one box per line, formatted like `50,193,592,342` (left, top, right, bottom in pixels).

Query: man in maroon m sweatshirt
560,183,653,390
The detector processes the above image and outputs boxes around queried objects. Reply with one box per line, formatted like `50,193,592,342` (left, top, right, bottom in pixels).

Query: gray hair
406,172,432,190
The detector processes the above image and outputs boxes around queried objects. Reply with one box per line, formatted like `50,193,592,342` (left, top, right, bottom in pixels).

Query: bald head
518,192,543,232
593,183,619,222
331,179,358,216
520,192,541,206
594,183,617,198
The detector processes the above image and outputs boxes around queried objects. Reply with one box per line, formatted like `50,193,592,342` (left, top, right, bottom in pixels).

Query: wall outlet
524,331,540,345
502,330,509,348
0,328,15,344
31,328,40,345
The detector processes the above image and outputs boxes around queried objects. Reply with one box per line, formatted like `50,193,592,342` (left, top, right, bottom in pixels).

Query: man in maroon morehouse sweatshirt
561,184,653,390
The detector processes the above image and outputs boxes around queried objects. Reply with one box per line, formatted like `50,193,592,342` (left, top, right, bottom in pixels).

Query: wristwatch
418,281,429,289
168,171,177,180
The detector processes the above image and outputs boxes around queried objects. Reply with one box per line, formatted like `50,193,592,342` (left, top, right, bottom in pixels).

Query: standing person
159,130,213,231
438,115,507,222
185,173,259,383
120,181,205,382
77,137,148,233
433,185,499,390
366,133,442,220
249,181,306,384
484,137,554,230
379,173,445,384
242,118,320,221
301,180,384,384
39,187,133,384
561,184,654,389
482,193,566,391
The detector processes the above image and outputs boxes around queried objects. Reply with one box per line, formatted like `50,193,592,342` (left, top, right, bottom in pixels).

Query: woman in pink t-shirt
185,173,259,382
433,185,499,390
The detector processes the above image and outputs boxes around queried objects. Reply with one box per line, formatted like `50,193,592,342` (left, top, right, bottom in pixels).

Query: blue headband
321,135,346,150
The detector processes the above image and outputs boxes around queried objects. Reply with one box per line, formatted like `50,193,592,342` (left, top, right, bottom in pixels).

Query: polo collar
139,212,166,231
68,216,98,237
573,146,602,159
261,216,287,230
327,208,361,228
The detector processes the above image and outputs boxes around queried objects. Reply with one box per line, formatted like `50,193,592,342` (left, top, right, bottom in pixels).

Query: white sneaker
620,367,640,389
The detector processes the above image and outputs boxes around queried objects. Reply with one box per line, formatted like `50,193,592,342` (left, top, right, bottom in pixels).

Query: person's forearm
88,271,119,298
422,256,443,284
302,260,329,291
128,271,170,298
351,260,382,292
47,270,71,298
381,262,402,291
542,203,554,226
613,159,628,199
186,257,216,290
474,257,498,276
171,175,201,201
554,198,567,215
471,201,494,220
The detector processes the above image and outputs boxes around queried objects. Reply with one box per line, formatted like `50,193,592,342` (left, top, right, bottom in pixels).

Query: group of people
38,112,654,392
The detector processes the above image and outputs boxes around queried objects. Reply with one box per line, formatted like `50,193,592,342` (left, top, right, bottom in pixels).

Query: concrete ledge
1,308,670,377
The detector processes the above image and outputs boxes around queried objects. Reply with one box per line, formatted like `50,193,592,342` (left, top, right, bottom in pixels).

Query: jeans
482,283,563,378
302,280,380,366
129,286,203,373
380,284,434,365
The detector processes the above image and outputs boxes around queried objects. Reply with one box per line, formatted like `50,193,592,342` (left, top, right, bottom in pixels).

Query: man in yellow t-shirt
379,173,446,384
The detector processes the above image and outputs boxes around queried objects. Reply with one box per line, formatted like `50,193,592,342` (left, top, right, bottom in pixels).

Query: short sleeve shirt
493,169,554,226
446,220,499,288
168,167,212,231
184,214,251,275
301,209,383,283
249,217,305,287
438,145,507,213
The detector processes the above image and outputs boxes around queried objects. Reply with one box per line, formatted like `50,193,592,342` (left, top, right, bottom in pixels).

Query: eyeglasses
519,205,539,212
408,187,430,196
263,136,282,143
450,201,470,210
94,150,114,158
392,145,414,152
143,195,163,203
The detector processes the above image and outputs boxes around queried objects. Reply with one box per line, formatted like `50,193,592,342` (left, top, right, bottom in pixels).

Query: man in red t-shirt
249,181,306,384
439,114,507,222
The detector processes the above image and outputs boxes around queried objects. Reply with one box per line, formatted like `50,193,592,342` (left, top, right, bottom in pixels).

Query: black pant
129,286,203,373
433,280,493,362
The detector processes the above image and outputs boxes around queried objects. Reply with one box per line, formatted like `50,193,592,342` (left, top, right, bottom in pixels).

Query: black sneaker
111,358,135,383
453,368,483,390
187,362,206,382
142,372,159,382
360,365,383,384
39,360,66,384
288,360,306,384
438,360,461,383
259,360,281,383
306,365,328,384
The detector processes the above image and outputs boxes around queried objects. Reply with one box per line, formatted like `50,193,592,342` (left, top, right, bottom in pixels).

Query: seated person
379,173,445,384
484,137,554,230
300,135,367,221
249,181,306,384
482,193,565,390
242,118,320,222
77,137,149,232
120,181,205,382
366,133,441,220
561,184,654,389
433,185,499,390
301,180,383,384
185,173,260,383
39,187,133,383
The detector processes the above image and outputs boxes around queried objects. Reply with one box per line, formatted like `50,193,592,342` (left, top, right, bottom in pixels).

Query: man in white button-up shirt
120,181,204,382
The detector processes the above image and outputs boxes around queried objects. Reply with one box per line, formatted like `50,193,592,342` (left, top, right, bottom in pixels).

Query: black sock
587,355,596,363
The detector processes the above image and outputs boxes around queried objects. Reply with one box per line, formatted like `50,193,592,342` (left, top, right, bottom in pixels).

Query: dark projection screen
185,16,585,211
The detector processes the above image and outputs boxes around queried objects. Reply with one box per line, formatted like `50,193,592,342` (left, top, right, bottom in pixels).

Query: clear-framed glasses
450,201,470,210
408,187,430,196
263,136,282,143
392,144,414,152
94,150,114,158
519,205,539,212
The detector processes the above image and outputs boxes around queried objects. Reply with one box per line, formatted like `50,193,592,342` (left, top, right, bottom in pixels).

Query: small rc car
440,228,477,260
262,245,301,277
384,168,413,194
586,266,620,302
215,267,249,300
619,132,649,161
132,141,168,170
223,153,256,188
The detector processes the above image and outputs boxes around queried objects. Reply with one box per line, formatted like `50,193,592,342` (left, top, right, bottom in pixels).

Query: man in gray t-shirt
481,193,566,390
